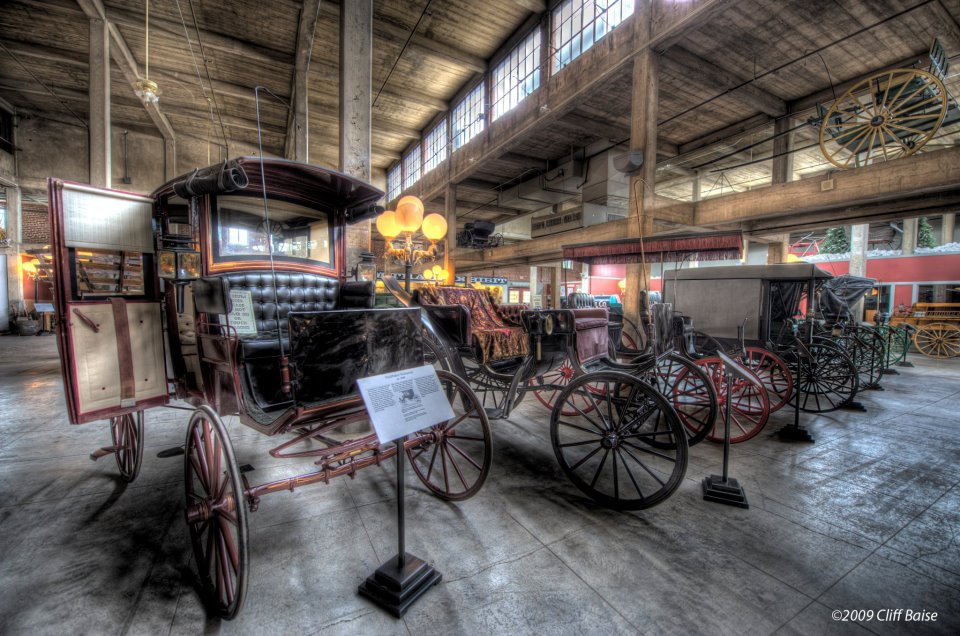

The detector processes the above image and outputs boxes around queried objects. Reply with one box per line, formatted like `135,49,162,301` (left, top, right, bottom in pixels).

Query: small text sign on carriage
357,365,455,444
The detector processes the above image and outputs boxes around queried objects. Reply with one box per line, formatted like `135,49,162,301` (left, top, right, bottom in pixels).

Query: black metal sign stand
702,352,750,509
777,338,815,442
358,437,441,618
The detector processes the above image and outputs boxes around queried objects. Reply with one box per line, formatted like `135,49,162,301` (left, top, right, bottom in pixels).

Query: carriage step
240,464,255,473
157,446,185,458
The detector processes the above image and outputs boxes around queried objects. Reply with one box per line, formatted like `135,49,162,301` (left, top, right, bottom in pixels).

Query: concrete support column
766,234,791,264
339,0,373,270
771,117,794,184
942,213,955,245
529,266,539,307
444,184,456,283
692,170,702,202
901,218,917,255
849,224,869,320
89,18,111,188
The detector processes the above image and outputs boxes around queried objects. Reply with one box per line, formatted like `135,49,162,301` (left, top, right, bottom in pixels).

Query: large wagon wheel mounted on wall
912,322,960,358
819,68,948,169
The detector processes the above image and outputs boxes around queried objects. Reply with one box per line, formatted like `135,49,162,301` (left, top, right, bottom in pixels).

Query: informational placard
34,303,55,313
357,365,455,444
225,289,257,335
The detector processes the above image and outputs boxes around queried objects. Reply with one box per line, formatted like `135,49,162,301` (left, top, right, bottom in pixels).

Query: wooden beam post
288,0,322,162
89,17,110,187
340,0,373,272
625,17,658,331
771,116,794,185
164,138,176,181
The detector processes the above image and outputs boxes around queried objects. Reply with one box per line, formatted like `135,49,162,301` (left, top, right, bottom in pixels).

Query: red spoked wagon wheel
184,406,249,620
694,357,770,443
110,411,144,482
653,353,717,447
408,370,492,500
532,359,597,416
743,347,793,413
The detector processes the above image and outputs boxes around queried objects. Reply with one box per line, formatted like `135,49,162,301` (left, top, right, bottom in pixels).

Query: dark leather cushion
339,280,375,309
222,271,340,333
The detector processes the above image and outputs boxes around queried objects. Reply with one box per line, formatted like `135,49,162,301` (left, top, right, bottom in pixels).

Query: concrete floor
0,335,958,635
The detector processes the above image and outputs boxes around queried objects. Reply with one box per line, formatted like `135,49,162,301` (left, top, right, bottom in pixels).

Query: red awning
562,231,743,264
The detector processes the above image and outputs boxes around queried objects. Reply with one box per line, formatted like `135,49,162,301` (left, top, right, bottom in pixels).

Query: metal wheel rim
550,371,688,510
797,343,860,412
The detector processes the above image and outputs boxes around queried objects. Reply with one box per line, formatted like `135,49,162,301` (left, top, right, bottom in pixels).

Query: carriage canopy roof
562,231,743,264
152,157,385,223
669,263,833,281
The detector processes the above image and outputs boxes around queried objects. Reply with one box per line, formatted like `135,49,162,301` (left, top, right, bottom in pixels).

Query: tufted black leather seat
193,271,375,413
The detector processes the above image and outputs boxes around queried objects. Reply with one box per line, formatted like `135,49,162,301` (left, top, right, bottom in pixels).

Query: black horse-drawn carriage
47,158,491,619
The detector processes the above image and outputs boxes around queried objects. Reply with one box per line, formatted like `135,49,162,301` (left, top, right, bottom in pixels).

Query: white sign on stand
357,365,455,444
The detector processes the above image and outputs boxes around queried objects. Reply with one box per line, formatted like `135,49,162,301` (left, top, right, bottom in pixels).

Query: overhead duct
497,160,584,210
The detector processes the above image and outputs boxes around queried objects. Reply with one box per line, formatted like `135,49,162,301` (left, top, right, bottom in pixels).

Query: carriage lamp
352,251,376,282
158,246,201,313
375,196,448,292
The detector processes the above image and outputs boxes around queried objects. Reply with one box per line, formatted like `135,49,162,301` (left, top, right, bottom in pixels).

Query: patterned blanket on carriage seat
418,286,529,363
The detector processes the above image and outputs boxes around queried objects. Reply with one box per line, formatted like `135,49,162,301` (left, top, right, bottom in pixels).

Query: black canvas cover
819,274,877,320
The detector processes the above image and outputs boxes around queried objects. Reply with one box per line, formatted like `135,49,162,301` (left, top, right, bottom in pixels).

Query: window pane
452,84,485,149
492,28,542,121
387,165,402,201
213,195,333,268
552,0,634,74
423,120,448,175
403,144,422,188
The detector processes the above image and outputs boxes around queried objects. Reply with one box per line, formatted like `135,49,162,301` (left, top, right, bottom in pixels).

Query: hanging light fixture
134,0,161,104
373,195,447,292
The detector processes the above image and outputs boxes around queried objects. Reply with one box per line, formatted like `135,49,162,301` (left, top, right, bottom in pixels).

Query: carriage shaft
243,434,427,500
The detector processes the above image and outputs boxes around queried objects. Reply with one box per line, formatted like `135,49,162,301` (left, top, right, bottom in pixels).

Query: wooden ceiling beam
103,4,291,66
649,147,960,227
675,113,772,155
0,39,86,68
661,46,785,117
75,0,176,140
374,21,487,75
651,0,744,53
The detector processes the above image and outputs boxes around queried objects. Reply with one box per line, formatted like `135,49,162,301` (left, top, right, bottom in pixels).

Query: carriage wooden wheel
109,411,144,482
819,68,948,169
694,357,771,444
532,359,598,416
912,322,960,358
184,406,249,620
742,347,793,412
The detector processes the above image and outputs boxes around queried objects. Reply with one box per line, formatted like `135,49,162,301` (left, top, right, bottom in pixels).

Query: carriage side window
212,195,334,269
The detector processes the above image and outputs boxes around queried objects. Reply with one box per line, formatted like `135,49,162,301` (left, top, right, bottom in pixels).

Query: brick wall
21,203,49,244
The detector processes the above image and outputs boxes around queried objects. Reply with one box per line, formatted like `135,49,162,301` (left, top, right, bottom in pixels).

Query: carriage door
48,179,169,424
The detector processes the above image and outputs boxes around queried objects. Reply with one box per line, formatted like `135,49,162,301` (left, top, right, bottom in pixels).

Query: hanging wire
185,0,230,155
173,0,226,150
373,0,433,109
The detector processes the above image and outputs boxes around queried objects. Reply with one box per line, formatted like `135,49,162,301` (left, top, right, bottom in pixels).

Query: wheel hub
601,432,620,449
870,115,885,127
